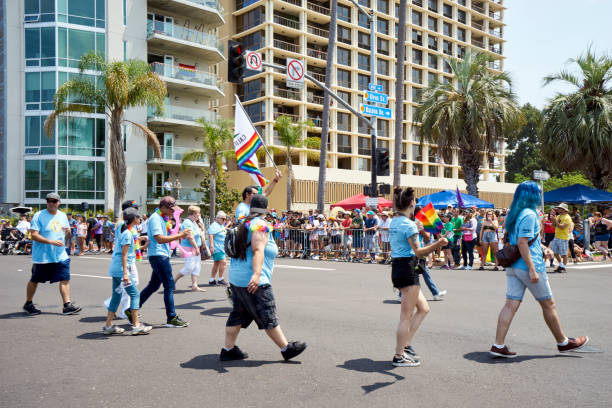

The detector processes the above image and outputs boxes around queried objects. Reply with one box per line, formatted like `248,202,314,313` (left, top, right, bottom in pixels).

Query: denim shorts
364,234,376,251
481,230,497,243
31,259,71,283
226,284,279,330
506,267,552,301
550,238,568,255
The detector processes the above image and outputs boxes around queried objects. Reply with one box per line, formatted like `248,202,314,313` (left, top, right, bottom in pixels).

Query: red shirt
342,218,352,235
544,219,555,234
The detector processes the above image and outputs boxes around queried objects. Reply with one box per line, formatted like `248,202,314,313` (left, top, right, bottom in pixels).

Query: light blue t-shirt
180,218,201,248
236,202,250,222
108,228,136,277
509,208,545,273
228,218,278,287
147,212,170,258
30,209,69,264
389,215,419,258
208,221,226,254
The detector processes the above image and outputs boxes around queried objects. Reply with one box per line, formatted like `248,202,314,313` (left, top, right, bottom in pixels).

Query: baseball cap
250,194,268,215
159,196,180,211
122,207,139,218
121,199,139,210
96,214,103,218
46,192,60,201
367,210,375,215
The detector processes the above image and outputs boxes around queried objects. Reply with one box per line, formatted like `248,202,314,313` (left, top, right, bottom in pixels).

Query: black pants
462,240,475,267
568,239,576,259
451,239,462,265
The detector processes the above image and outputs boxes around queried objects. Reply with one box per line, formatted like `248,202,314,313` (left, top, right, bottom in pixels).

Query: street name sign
368,83,383,92
533,170,550,181
359,104,392,119
365,197,379,208
364,91,388,104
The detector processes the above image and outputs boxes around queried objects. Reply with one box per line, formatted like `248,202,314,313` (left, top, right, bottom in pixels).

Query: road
0,255,610,408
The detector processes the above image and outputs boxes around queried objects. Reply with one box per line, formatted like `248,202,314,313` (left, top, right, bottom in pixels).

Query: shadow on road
174,298,217,310
180,354,298,373
200,307,232,317
337,358,405,393
382,299,401,305
0,312,35,319
79,316,107,323
77,331,111,340
464,351,582,364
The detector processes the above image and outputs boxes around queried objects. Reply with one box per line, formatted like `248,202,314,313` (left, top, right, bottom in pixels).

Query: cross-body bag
495,232,539,267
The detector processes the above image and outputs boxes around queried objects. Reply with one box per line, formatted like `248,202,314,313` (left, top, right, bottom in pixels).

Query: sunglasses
46,199,59,203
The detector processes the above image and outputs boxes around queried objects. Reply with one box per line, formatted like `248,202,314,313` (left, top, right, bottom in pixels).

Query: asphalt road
0,254,610,408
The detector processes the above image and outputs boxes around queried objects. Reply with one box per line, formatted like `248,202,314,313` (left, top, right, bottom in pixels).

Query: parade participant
134,196,192,328
451,208,463,268
208,211,229,286
460,211,477,270
174,206,206,292
588,212,612,261
479,211,500,271
102,210,151,336
76,216,88,256
221,194,307,362
550,203,572,273
65,213,77,255
235,172,282,222
490,181,588,358
389,187,448,367
22,193,81,316
440,214,454,269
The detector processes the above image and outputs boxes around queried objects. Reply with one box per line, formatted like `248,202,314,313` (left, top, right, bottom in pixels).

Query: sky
503,0,612,109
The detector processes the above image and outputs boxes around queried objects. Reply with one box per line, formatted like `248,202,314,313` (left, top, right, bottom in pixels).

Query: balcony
307,2,330,15
147,187,206,204
273,39,300,54
146,20,224,63
489,11,502,21
273,112,300,121
274,87,301,102
306,24,329,38
307,115,323,127
308,71,325,83
490,45,502,55
306,47,327,60
471,20,484,31
273,15,301,31
471,38,485,49
472,3,485,14
147,0,225,27
147,104,216,132
489,28,502,38
307,93,324,105
150,62,223,98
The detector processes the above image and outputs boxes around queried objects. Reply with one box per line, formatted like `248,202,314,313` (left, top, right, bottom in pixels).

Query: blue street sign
360,104,392,119
364,91,388,104
368,83,383,92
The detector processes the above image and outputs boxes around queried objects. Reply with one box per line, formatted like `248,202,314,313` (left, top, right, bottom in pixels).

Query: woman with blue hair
490,181,589,358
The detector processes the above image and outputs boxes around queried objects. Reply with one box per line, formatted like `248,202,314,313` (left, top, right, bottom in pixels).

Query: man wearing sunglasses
23,193,81,315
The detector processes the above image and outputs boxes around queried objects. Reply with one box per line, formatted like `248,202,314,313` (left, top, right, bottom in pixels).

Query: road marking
566,263,612,270
71,273,111,279
273,264,335,271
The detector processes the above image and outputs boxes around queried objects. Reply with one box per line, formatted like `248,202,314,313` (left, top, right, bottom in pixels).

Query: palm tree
416,51,523,196
541,49,612,190
393,0,407,191
317,0,337,212
45,52,166,215
181,118,234,221
274,115,317,210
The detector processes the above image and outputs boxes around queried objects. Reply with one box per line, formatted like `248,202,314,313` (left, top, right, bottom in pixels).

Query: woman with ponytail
389,187,448,367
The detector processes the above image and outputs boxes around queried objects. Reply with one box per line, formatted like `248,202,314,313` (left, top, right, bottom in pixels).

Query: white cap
216,210,227,219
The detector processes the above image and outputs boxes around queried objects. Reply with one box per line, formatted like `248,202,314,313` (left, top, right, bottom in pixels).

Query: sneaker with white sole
432,290,447,301
166,315,189,328
558,336,589,352
131,324,152,335
103,325,125,335
392,353,420,367
489,345,517,358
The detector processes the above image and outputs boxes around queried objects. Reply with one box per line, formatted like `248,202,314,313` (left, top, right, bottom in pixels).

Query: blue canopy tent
417,190,494,209
543,184,612,204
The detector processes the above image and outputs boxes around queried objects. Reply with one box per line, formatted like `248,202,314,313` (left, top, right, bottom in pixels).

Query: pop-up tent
543,184,612,205
416,190,494,209
330,193,393,211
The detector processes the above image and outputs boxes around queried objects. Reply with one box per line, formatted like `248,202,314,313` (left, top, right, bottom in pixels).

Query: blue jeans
421,265,440,296
139,256,176,319
108,275,139,312
451,238,462,265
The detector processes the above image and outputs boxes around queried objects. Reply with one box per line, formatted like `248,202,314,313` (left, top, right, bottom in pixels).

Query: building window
443,60,452,73
444,166,453,178
412,29,423,46
337,112,351,132
338,90,351,106
358,158,371,171
358,74,369,91
428,35,438,50
443,22,452,37
358,137,371,156
244,101,265,122
24,0,56,23
443,40,452,55
377,58,389,76
377,120,389,138
457,45,466,58
25,27,56,67
123,0,127,25
412,49,423,65
457,9,466,24
25,115,55,155
377,0,389,13
428,0,438,12
379,79,389,94
236,7,264,31
358,53,370,71
337,25,352,45
57,117,106,157
377,38,389,55
412,87,422,102
443,3,453,18
242,30,265,50
338,4,351,22
377,19,389,35
457,27,466,42
337,48,351,66
337,134,352,154
428,16,438,32
412,10,422,26
358,13,369,29
428,54,438,69
358,31,370,49
57,0,106,28
57,27,105,68
337,69,351,88
428,72,437,84
412,68,422,84
429,165,438,177
25,71,55,111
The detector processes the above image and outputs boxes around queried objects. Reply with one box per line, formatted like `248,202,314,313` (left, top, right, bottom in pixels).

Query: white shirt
163,181,172,191
16,220,30,235
379,218,391,242
141,219,148,234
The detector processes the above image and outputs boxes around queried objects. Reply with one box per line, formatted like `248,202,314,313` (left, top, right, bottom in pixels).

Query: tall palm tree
274,115,317,210
416,51,523,196
45,52,166,214
181,118,234,221
541,49,612,190
393,0,407,191
317,0,337,212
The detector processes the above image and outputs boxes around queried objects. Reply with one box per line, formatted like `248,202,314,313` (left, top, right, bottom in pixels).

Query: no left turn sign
286,58,304,89
245,50,262,71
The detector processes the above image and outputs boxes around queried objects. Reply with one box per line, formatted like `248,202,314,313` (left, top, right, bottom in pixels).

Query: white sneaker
131,324,152,335
433,290,447,301
312,255,319,260
103,325,125,335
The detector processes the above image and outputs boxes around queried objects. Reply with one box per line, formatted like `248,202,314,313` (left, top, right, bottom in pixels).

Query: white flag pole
234,94,279,173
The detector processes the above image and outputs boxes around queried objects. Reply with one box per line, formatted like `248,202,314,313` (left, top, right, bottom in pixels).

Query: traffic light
228,40,244,83
376,147,390,176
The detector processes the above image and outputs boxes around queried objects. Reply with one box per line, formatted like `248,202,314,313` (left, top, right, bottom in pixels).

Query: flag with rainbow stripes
233,95,268,187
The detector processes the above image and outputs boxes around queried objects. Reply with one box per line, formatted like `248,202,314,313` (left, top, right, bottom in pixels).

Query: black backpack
224,225,251,259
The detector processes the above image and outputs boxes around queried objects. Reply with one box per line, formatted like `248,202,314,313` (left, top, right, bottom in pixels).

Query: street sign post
533,169,550,210
286,58,305,89
245,50,262,71
368,83,383,92
364,91,388,104
359,104,392,119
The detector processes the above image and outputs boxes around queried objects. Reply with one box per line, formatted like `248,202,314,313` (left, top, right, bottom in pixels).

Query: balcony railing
307,25,329,37
185,0,225,14
490,45,502,54
273,39,300,53
309,72,325,82
273,15,301,30
275,88,301,101
472,3,484,14
489,11,502,21
150,62,220,88
412,0,423,6
471,20,484,31
472,39,485,49
307,47,327,60
148,104,216,123
273,112,300,121
307,116,323,127
307,94,324,104
307,2,330,14
147,187,205,202
281,0,302,5
489,28,502,37
147,20,220,51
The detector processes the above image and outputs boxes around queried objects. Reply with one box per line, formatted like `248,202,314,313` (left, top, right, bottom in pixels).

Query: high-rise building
219,0,515,209
1,0,225,212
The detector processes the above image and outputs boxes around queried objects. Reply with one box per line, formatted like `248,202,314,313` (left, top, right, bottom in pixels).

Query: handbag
495,232,539,267
200,241,211,261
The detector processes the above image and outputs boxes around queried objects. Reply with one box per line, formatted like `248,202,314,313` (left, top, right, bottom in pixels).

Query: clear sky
503,0,612,109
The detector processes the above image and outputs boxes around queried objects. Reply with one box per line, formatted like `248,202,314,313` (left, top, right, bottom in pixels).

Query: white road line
273,264,335,271
71,273,111,279
566,263,612,270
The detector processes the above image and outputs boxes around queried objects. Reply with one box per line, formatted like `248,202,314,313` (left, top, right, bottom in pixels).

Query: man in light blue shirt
235,172,282,223
23,193,81,316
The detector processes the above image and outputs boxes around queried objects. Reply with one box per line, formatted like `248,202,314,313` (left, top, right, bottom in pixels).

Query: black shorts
226,284,279,330
391,257,419,289
31,259,71,283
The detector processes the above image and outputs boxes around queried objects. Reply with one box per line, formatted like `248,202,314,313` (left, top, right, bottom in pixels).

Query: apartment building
220,0,515,209
1,0,225,211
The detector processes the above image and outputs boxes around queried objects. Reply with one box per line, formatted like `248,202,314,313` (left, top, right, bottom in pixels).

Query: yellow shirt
555,214,572,240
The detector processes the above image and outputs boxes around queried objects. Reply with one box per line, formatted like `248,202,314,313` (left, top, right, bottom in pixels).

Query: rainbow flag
234,95,268,187
178,63,196,77
415,202,444,233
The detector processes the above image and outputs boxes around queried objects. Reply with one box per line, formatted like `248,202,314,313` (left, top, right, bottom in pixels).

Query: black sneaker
208,279,217,286
166,315,189,328
125,309,133,325
220,345,249,361
62,302,82,315
404,345,421,360
23,302,41,315
216,279,228,287
281,341,307,361
559,267,567,273
392,353,420,367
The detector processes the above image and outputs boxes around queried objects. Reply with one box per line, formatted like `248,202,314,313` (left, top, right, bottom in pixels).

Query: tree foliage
195,168,241,220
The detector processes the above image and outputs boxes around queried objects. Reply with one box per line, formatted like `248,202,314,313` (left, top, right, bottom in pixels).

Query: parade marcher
221,194,307,362
550,203,572,273
133,196,192,328
450,208,463,268
460,211,477,269
209,211,229,286
390,187,448,367
22,193,81,316
490,181,588,358
174,206,206,292
235,172,282,222
102,210,151,335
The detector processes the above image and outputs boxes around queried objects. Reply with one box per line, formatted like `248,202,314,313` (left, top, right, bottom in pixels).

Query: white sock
560,262,565,268
557,337,569,346
493,343,505,349
281,346,288,352
223,346,232,351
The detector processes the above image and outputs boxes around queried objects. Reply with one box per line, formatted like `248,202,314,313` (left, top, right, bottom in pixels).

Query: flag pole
234,95,279,173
